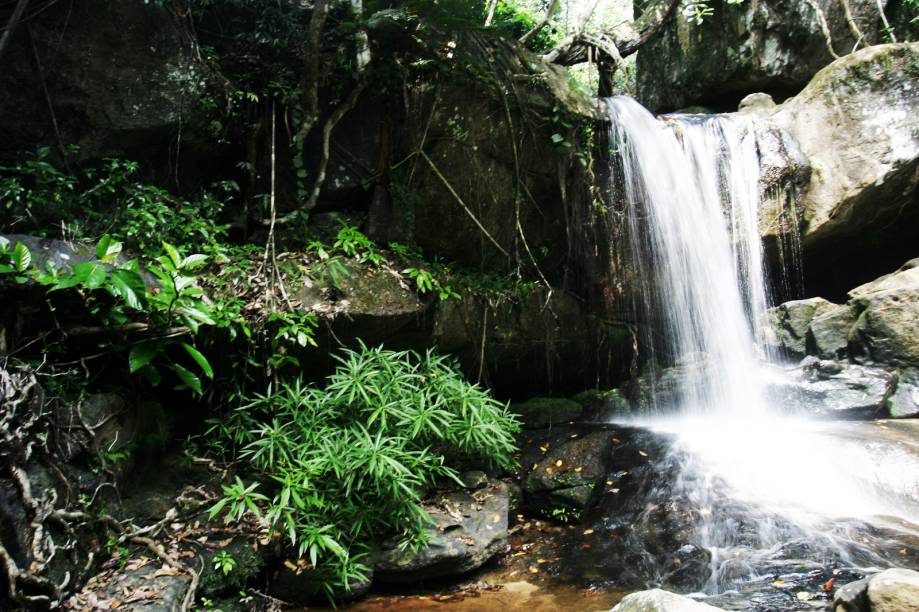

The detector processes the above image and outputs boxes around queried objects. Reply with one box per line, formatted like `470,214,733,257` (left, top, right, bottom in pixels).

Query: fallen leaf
771,580,785,586
638,450,648,457
528,566,539,574
583,529,594,536
796,592,813,602
574,467,583,473
612,437,621,444
606,480,614,486
537,558,547,564
555,460,563,467
820,576,836,592
545,467,554,475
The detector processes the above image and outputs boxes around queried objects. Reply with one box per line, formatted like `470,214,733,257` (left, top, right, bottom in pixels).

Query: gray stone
808,304,857,359
767,358,897,419
866,568,919,612
374,482,508,582
611,588,726,611
766,298,838,356
268,562,371,605
509,397,584,429
636,0,890,112
459,470,489,490
889,368,919,418
738,92,777,116
849,264,919,366
833,576,869,612
772,44,919,263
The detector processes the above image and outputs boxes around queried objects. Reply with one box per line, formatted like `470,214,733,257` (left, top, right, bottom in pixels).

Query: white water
603,97,919,595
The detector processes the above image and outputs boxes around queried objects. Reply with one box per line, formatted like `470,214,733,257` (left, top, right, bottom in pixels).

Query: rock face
374,482,508,582
770,44,919,295
612,588,726,611
0,0,208,164
636,0,887,112
766,297,841,356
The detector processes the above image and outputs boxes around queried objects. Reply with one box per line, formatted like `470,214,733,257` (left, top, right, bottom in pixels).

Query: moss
198,539,265,598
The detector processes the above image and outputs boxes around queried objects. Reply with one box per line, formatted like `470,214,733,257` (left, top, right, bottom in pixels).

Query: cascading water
606,96,770,416
602,96,919,603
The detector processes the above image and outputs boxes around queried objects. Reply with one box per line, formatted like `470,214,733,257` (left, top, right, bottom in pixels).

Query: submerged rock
866,568,919,612
611,588,726,611
374,482,508,582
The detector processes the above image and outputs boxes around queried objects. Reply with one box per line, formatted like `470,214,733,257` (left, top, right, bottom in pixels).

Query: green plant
402,266,460,300
1,237,218,395
208,343,520,599
334,225,383,266
213,550,238,576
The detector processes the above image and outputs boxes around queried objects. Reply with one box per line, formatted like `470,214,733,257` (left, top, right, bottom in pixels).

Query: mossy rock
509,397,583,429
197,538,265,598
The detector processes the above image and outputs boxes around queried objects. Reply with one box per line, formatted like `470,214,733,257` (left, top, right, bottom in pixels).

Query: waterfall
601,97,919,599
605,96,770,416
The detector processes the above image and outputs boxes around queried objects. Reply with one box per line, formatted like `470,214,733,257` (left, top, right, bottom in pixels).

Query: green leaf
163,242,182,268
179,253,208,270
95,235,123,263
169,362,203,395
181,343,213,379
12,242,31,272
72,261,107,289
107,270,145,310
129,342,160,374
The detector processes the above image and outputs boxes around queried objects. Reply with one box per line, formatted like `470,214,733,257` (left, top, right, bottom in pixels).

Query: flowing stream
603,96,919,604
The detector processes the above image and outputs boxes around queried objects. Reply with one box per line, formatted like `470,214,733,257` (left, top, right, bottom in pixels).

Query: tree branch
544,0,680,65
0,0,30,63
520,0,559,44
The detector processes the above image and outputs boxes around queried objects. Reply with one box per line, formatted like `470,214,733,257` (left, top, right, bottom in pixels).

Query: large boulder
374,482,509,582
766,297,840,356
612,589,726,611
866,568,919,612
636,0,888,112
770,44,919,295
509,396,584,429
848,261,919,366
522,429,613,521
0,0,209,164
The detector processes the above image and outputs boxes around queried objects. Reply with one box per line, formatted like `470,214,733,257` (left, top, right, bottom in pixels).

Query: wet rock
197,537,265,599
771,44,919,280
522,430,612,521
268,562,371,605
833,576,869,612
636,0,888,112
866,568,919,612
510,397,584,429
768,357,897,419
848,263,919,367
888,368,919,418
611,588,726,611
459,470,489,490
808,304,857,359
738,92,777,116
374,482,508,582
766,297,839,356
571,388,631,420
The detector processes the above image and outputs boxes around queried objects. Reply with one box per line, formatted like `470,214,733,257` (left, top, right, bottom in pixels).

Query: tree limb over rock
543,0,680,65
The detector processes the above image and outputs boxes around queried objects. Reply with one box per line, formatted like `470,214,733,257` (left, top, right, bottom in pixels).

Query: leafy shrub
208,343,520,599
0,149,230,255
